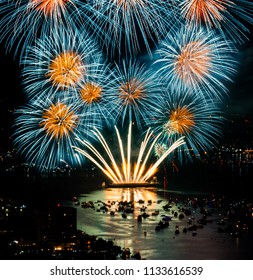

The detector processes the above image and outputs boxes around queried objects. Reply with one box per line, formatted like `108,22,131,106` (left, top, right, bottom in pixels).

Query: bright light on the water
74,122,185,185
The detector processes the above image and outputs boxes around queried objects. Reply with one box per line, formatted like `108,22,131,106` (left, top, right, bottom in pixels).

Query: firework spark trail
133,127,153,181
127,120,132,181
141,136,185,181
134,131,162,182
74,122,185,184
74,136,121,183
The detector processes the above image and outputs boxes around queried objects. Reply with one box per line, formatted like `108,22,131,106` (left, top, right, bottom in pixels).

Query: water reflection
63,186,252,260
106,187,158,203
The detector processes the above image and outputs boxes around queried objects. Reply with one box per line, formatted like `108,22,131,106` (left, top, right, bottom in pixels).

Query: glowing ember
73,122,185,185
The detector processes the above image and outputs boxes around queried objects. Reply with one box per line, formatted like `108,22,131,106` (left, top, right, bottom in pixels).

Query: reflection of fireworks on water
110,59,162,129
0,0,104,60
145,89,223,162
90,0,177,56
12,96,98,172
154,24,237,100
179,0,253,44
73,122,185,184
21,28,103,102
104,187,160,203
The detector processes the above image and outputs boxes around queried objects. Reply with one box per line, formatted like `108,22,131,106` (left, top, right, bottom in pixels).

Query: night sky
0,26,253,152
225,38,253,118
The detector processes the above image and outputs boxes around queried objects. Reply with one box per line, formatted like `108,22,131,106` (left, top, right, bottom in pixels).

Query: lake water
1,171,253,260
59,176,253,260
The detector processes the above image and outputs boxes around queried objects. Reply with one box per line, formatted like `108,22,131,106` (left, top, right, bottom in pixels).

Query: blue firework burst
20,27,103,102
74,61,117,129
89,0,179,57
153,23,238,100
108,58,162,129
12,95,99,172
144,88,224,163
0,0,105,61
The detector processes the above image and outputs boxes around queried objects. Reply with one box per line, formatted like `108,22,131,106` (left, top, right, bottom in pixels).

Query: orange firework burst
31,0,69,17
163,106,195,135
80,82,102,104
180,0,253,44
119,78,145,103
154,23,237,99
116,0,143,9
182,0,227,27
176,41,211,85
46,51,84,89
40,102,78,138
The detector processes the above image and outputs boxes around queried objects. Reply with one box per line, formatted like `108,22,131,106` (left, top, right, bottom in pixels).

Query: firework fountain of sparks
73,122,185,185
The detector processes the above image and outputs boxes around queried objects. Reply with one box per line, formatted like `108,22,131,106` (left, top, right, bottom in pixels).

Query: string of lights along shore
1,0,253,181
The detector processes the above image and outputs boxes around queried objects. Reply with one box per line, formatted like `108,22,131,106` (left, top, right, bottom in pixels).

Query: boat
161,215,172,221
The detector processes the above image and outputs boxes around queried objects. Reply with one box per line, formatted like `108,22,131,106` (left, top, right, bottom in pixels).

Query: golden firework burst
163,106,195,135
183,0,227,27
176,41,211,85
31,0,69,16
40,102,78,138
80,82,102,104
46,51,84,89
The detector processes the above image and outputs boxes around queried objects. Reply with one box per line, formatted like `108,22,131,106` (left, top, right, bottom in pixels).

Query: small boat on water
161,215,172,221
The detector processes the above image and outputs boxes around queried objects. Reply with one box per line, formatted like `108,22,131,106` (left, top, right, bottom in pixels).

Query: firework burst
0,0,105,61
153,23,237,100
21,28,103,102
179,0,253,44
76,62,117,129
12,95,98,172
89,0,178,57
154,143,169,158
144,88,224,162
109,59,162,129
